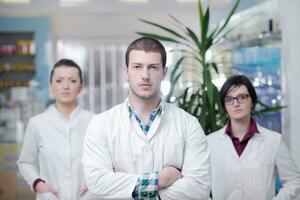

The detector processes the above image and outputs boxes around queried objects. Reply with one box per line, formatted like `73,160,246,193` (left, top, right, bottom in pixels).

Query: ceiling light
1,0,30,4
60,0,88,2
59,0,89,7
176,0,197,3
209,0,232,8
120,0,148,3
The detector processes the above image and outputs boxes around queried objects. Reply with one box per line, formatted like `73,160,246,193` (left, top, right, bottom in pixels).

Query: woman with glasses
207,74,300,200
17,59,95,200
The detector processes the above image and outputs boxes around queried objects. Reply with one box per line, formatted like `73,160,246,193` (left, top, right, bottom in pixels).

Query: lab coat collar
49,104,81,120
219,124,265,160
220,123,264,141
124,97,166,118
123,98,166,142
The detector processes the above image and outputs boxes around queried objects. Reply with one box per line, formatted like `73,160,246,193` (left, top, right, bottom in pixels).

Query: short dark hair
50,58,83,83
220,74,257,111
125,37,167,68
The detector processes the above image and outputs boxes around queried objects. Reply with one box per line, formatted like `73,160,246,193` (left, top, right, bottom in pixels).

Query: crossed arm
82,118,210,199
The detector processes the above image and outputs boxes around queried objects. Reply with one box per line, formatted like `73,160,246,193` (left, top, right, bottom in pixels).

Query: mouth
233,109,242,113
139,83,152,89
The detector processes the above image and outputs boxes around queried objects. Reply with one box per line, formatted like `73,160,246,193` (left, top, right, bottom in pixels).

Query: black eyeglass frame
224,93,250,105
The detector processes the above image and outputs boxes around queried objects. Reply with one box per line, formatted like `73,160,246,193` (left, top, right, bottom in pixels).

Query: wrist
158,172,166,189
33,178,45,192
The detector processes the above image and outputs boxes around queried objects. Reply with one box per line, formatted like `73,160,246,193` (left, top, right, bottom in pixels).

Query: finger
80,187,88,195
179,172,183,177
49,187,60,197
53,191,60,198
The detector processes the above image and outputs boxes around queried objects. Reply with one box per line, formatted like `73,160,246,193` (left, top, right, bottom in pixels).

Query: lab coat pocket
36,192,58,200
246,161,273,199
79,191,102,200
260,161,274,191
163,137,184,167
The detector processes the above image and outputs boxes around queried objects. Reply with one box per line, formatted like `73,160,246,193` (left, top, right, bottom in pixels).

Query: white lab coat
82,100,210,200
207,125,300,200
17,105,94,200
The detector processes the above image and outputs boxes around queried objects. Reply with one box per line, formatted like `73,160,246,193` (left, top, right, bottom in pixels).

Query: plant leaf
214,0,240,38
166,72,182,103
198,0,204,33
138,19,188,41
185,27,202,51
169,14,188,33
211,62,219,74
170,57,185,80
254,106,286,116
136,32,180,43
202,7,210,43
207,24,219,42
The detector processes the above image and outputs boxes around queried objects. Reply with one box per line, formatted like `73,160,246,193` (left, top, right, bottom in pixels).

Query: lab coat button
143,145,151,152
148,192,154,196
142,191,148,197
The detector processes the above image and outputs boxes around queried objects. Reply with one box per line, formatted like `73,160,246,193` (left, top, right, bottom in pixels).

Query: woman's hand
35,181,60,198
80,184,88,196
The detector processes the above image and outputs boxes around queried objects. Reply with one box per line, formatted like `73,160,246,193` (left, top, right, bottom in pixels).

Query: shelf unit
0,17,52,200
0,32,36,91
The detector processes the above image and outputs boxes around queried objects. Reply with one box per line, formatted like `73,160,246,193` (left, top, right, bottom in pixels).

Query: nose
141,68,150,79
63,80,70,89
232,98,240,106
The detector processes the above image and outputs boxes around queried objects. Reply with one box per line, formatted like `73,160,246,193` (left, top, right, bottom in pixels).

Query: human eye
224,96,233,103
132,65,141,70
55,79,62,83
151,65,159,70
238,94,248,100
70,79,78,83
148,65,160,71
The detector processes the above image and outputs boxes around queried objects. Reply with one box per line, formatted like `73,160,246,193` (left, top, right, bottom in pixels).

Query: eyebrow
54,76,79,79
130,63,161,66
225,93,248,97
130,62,142,65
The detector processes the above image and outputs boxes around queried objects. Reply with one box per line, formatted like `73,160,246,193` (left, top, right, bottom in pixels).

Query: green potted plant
137,0,240,134
137,0,285,135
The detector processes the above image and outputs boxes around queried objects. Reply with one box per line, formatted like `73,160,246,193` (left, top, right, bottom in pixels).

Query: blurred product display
0,17,52,200
211,0,282,133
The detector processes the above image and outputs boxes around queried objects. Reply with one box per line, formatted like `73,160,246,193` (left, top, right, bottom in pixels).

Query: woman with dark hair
208,74,300,200
17,59,94,200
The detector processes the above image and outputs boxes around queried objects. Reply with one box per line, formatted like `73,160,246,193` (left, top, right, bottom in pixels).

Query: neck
230,116,251,140
55,101,78,119
128,95,161,124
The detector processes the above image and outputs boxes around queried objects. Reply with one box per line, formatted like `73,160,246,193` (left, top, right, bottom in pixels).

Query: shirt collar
126,98,163,119
225,118,260,141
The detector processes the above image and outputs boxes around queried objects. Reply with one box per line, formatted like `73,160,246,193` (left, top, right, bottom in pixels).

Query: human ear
123,66,129,81
163,66,168,77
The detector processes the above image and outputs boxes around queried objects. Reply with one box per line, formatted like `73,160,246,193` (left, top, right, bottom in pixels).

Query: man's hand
35,181,59,198
80,184,88,196
158,166,183,189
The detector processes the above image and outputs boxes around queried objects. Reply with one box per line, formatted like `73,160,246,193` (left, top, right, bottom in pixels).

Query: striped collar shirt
128,102,162,135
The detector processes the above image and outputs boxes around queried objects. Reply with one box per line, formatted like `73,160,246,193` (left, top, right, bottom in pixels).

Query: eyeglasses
224,94,250,105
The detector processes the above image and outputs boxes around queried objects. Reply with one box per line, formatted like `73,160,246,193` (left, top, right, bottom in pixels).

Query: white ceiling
0,0,264,15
